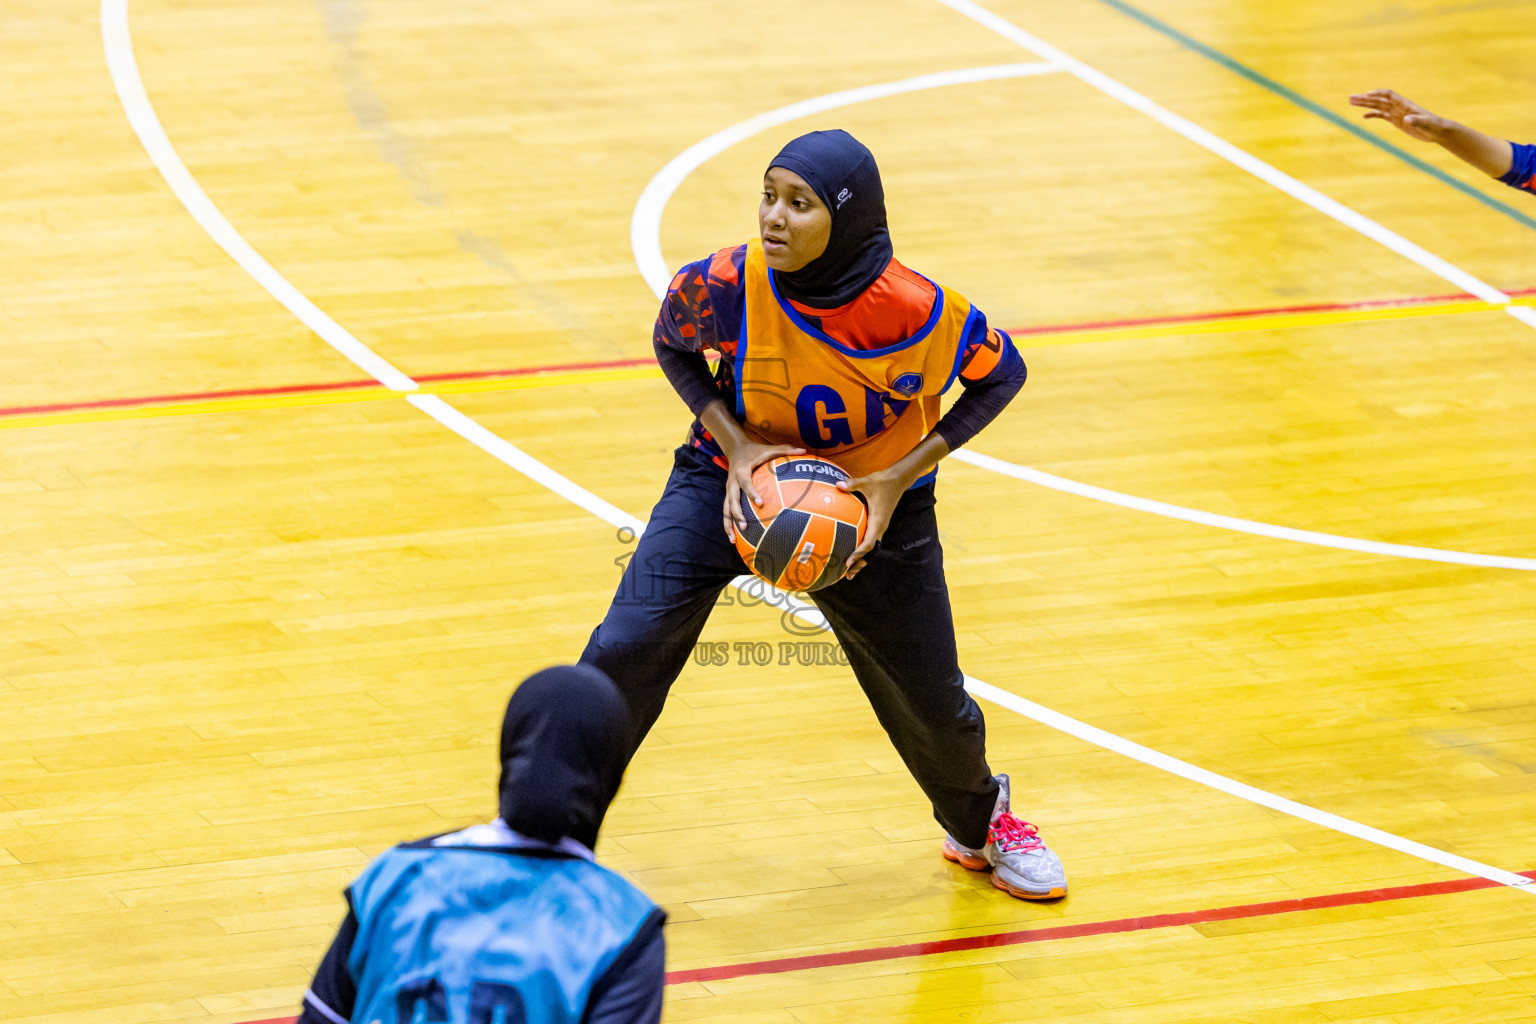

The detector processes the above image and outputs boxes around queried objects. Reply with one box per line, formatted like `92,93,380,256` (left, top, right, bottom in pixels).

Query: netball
734,455,868,592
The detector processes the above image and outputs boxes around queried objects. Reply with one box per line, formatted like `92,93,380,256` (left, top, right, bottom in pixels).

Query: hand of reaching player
1348,89,1453,143
723,441,805,542
1347,89,1513,178
837,467,907,580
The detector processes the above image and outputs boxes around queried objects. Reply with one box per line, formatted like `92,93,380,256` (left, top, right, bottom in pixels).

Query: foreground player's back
297,666,664,1024
348,825,660,1024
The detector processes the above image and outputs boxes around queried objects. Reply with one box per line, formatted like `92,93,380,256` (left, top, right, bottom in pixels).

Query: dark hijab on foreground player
497,662,630,851
296,665,665,1024
580,128,1067,902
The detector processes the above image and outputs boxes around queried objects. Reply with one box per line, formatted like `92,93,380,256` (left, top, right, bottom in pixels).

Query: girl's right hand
1348,89,1451,143
723,442,805,542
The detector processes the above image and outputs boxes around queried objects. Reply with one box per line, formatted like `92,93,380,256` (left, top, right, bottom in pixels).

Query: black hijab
497,664,631,852
768,129,893,309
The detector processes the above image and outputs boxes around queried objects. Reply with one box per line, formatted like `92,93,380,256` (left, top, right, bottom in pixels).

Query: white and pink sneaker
942,774,1067,900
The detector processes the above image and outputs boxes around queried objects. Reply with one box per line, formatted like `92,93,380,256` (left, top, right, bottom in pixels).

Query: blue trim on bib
939,306,979,396
734,301,748,420
766,268,945,358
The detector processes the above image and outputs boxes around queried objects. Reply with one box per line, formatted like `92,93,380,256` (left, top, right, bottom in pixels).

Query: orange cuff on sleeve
958,327,1005,381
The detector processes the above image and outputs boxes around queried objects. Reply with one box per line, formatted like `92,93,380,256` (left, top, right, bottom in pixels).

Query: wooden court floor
3,0,1535,1020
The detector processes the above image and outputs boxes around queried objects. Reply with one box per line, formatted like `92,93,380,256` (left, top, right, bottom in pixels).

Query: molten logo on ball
734,455,868,592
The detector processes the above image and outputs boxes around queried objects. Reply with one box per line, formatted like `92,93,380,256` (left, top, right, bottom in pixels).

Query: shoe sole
941,841,989,872
944,842,1067,899
991,873,1067,901
940,847,1062,902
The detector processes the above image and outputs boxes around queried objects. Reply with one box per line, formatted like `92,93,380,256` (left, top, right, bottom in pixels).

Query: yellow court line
4,298,1529,432
1014,297,1520,348
422,367,662,397
0,386,400,431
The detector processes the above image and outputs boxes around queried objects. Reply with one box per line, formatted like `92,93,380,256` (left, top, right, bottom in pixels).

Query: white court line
101,0,417,393
409,394,646,534
1507,305,1536,331
411,392,830,629
954,449,1536,571
632,61,1065,298
105,0,829,627
934,0,1530,327
99,0,1531,891
966,679,1533,889
629,64,1536,574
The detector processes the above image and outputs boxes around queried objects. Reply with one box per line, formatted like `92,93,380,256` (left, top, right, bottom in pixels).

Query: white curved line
104,0,828,629
965,678,1533,890
953,449,1536,571
1505,305,1536,331
101,0,418,392
408,394,646,532
407,397,828,630
632,62,1064,298
629,49,1536,574
100,1,1527,890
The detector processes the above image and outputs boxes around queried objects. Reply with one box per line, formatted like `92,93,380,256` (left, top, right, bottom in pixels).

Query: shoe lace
988,812,1043,853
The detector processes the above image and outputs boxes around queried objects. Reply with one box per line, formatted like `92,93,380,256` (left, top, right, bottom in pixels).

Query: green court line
1091,0,1536,231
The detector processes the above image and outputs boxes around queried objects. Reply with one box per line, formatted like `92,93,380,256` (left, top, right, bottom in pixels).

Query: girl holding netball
580,130,1064,899
1350,89,1536,195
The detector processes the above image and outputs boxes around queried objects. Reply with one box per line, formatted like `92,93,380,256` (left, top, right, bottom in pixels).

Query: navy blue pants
581,446,998,849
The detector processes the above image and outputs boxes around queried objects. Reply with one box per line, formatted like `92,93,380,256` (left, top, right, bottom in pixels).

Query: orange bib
736,238,975,481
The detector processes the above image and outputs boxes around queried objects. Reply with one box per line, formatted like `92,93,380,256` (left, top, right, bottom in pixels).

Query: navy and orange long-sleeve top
652,243,1026,471
1500,142,1536,194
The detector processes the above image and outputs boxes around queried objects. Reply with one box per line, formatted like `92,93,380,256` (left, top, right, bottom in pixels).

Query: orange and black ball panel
733,455,868,592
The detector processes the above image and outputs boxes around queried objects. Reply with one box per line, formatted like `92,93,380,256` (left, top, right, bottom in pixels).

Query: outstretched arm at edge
1348,89,1519,181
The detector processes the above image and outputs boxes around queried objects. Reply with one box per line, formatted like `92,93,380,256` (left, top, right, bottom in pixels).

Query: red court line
233,868,1534,1023
1006,285,1536,337
0,358,658,418
0,378,385,417
10,287,1536,421
411,360,659,385
666,869,1535,984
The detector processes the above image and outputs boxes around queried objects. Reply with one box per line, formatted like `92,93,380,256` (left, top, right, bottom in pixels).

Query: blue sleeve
652,246,747,355
654,255,716,354
297,903,359,1024
583,908,666,1024
1499,142,1536,194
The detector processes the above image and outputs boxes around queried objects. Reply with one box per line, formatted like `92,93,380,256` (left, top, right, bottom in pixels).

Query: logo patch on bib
891,372,923,397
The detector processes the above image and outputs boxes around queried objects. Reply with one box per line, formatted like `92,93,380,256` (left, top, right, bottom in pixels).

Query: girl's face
759,167,832,272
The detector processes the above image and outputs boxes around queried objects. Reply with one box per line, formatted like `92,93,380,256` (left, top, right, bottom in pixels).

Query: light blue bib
346,825,658,1024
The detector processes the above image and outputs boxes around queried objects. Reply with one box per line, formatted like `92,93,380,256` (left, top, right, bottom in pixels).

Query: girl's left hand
837,468,908,580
